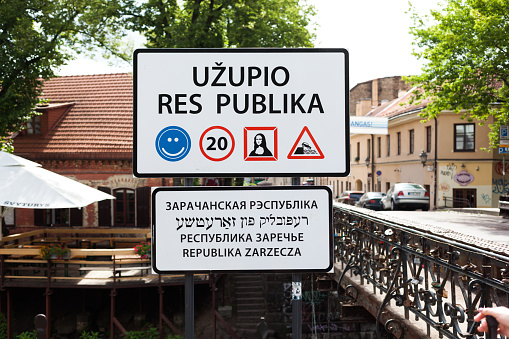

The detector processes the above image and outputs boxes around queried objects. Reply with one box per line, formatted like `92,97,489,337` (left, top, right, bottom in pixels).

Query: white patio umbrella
0,151,115,222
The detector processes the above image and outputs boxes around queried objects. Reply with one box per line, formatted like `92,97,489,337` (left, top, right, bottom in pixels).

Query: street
376,210,509,246
364,210,509,245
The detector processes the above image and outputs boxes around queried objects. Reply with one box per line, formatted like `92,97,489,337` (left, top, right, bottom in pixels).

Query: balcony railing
334,204,509,339
0,227,157,286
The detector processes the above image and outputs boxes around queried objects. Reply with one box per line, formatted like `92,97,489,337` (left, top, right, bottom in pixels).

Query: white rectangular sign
134,48,349,177
350,116,389,135
152,186,333,273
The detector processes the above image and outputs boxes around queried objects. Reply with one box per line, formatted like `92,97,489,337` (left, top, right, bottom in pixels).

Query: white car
381,183,430,211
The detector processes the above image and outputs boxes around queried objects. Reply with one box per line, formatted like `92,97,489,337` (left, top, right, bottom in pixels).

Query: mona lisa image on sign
244,127,278,161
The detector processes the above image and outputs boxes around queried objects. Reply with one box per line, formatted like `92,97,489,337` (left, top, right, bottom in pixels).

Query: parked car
381,183,430,211
337,191,364,205
302,178,315,186
355,192,385,210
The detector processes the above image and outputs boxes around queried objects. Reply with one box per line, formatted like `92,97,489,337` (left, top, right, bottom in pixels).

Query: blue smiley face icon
155,126,191,162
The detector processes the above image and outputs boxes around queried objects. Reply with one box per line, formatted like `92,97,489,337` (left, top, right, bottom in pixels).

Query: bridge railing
333,204,509,339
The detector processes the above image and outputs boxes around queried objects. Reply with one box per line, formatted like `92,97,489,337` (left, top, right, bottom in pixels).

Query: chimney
356,98,372,116
372,79,379,107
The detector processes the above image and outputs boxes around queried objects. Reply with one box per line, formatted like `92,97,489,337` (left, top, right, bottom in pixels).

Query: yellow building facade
313,88,504,209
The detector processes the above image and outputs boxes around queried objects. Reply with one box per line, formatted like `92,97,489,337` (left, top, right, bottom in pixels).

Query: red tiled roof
14,73,133,160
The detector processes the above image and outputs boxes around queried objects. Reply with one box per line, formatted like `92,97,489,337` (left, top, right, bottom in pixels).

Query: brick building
349,76,412,116
9,73,167,232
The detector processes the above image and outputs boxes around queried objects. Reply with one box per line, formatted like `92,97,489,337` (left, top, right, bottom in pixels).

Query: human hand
475,307,509,336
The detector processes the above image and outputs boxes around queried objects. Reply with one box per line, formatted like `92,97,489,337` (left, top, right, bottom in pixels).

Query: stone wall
350,76,412,116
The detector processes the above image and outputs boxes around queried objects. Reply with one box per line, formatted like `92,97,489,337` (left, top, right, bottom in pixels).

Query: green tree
126,0,316,186
1,0,315,151
132,0,316,48
0,0,132,151
407,0,509,149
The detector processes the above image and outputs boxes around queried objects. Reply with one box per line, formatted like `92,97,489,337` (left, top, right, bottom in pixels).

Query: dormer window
26,115,41,135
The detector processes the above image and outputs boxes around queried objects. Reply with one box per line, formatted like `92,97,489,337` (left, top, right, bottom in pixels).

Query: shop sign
454,170,474,186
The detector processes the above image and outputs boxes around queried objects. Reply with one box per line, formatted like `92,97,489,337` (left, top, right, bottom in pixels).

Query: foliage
1,0,316,152
123,326,183,339
124,326,159,339
15,331,36,339
0,313,6,339
134,241,151,258
407,0,509,149
233,178,244,186
129,0,316,48
0,0,133,151
80,331,100,339
40,244,70,260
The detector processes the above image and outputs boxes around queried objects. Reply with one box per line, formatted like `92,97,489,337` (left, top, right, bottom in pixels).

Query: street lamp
365,157,371,191
419,150,427,167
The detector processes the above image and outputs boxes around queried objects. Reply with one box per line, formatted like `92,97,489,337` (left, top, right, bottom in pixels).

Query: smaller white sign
501,125,509,140
350,117,389,135
152,186,333,273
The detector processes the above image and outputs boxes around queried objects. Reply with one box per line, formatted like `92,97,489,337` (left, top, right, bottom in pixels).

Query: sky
57,0,442,87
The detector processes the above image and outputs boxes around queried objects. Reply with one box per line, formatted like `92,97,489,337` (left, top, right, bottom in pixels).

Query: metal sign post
183,178,194,339
291,177,302,339
184,273,194,339
500,124,509,196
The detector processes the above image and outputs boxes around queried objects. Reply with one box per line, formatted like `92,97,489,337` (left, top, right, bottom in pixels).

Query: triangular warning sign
287,126,324,159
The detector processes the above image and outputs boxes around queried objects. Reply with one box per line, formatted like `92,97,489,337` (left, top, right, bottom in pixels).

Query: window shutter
136,186,151,228
70,208,83,226
34,209,45,226
98,187,112,226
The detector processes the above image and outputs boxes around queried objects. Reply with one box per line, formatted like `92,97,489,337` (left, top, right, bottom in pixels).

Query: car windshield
350,193,364,199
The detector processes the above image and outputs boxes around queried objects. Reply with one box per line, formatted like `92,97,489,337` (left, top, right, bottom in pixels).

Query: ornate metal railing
333,204,509,339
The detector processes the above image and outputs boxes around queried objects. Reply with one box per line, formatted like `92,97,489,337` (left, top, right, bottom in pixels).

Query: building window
34,208,82,227
387,135,390,156
455,123,475,151
114,188,135,226
26,115,41,135
397,132,401,155
426,126,432,153
356,142,360,159
377,137,381,158
45,209,69,226
409,129,414,154
367,138,371,160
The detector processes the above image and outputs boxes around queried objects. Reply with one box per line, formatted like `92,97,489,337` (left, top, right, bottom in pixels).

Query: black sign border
133,48,350,178
151,185,333,274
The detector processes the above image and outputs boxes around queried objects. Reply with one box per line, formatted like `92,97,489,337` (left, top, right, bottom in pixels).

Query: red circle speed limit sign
199,126,235,161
